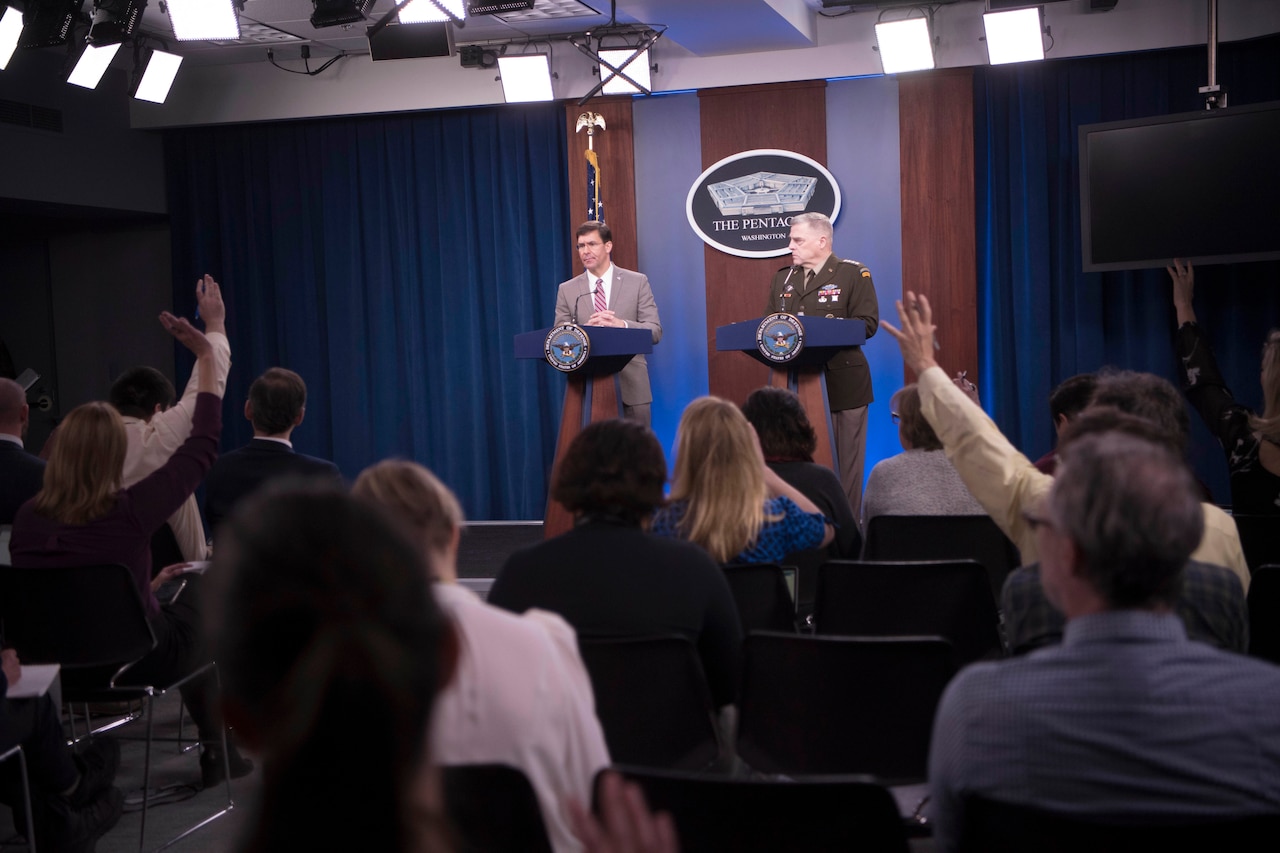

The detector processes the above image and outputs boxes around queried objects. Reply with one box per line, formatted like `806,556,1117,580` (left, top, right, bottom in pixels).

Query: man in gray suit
554,221,662,426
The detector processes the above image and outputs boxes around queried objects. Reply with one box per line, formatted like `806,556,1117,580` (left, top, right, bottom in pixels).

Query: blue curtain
163,104,570,519
974,34,1280,502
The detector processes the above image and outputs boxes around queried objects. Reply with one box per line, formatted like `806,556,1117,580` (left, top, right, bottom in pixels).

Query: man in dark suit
766,212,879,518
553,221,662,426
0,378,45,562
204,367,343,536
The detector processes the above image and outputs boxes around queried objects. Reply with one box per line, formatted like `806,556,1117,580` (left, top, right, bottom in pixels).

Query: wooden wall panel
898,69,978,382
564,97,638,273
699,81,828,406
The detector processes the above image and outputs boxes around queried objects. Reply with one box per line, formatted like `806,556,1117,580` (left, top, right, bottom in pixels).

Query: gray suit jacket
553,266,662,406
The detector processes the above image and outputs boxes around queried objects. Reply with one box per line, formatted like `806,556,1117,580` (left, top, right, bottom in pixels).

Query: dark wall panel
699,81,828,406
899,68,978,381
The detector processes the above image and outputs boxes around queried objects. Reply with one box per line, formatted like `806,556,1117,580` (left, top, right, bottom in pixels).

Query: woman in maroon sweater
10,311,251,786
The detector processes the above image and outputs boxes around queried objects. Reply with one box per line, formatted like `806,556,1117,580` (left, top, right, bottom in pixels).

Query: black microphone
779,266,798,313
572,291,592,325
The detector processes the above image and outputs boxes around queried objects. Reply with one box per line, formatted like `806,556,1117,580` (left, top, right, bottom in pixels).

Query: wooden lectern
715,316,865,471
515,326,653,538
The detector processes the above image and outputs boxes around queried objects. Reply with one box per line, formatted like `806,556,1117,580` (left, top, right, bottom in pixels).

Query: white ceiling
137,0,845,67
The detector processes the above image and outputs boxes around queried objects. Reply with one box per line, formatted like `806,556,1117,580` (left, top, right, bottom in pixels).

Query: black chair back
814,559,1004,665
863,514,1020,601
737,632,955,782
607,765,910,853
577,635,720,771
441,764,553,853
1235,515,1280,572
960,796,1280,853
1249,564,1280,665
722,563,797,634
0,563,155,668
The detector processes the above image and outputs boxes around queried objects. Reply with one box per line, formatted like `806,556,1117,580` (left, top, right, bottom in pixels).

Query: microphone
779,266,798,313
572,291,592,325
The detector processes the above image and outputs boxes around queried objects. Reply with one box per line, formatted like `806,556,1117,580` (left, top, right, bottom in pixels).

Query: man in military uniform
766,212,879,517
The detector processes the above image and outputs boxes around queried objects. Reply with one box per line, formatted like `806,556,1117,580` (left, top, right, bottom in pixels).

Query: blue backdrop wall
165,104,570,520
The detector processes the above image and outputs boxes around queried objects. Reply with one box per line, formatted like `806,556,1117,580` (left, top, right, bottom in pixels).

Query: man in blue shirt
927,427,1280,851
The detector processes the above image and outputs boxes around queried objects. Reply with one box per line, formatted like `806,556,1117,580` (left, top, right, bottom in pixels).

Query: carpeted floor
1,689,256,852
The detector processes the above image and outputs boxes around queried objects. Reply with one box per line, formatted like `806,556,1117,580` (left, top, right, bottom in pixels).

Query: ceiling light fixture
498,53,553,103
397,0,464,24
162,0,241,41
68,40,120,87
0,5,22,69
598,46,650,95
874,16,935,74
133,46,182,102
18,0,83,48
87,0,146,46
983,7,1045,65
310,0,375,29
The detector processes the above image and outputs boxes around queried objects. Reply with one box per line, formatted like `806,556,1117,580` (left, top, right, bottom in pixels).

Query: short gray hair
1049,431,1202,609
791,212,833,240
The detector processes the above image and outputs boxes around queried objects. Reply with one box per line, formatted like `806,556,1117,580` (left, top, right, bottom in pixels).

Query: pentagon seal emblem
756,313,804,363
544,324,590,372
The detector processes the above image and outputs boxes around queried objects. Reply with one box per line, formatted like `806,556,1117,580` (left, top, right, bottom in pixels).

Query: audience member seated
1170,259,1280,514
208,488,452,853
927,429,1280,852
881,290,1248,591
651,397,834,568
741,386,859,613
1032,373,1096,475
1003,559,1247,656
353,459,610,853
9,311,251,788
0,647,123,851
489,419,742,709
862,383,984,527
203,367,343,537
0,378,44,564
108,274,232,565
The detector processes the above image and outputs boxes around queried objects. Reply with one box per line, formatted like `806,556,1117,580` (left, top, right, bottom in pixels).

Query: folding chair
960,796,1280,853
441,763,553,853
606,765,910,853
0,563,233,852
863,514,1021,603
737,632,956,783
0,745,37,853
722,563,797,634
577,635,721,771
814,559,1005,665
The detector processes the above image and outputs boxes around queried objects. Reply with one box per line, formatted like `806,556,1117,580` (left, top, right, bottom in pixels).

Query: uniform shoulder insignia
839,258,864,266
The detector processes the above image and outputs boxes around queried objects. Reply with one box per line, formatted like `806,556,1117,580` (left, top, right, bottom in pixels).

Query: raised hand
195,274,226,334
881,290,939,375
1167,259,1197,325
160,311,213,359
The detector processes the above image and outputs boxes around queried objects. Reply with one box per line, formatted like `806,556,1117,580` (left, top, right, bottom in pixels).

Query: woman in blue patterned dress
651,396,834,564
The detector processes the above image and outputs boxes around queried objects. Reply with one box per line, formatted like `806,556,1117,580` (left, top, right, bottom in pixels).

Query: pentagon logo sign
686,149,841,259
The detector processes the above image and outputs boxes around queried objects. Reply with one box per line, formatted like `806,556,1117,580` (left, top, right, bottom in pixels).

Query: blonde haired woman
11,308,251,786
353,459,610,853
651,396,833,564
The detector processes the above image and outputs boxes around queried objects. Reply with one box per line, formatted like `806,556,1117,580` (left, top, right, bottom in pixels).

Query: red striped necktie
594,278,606,313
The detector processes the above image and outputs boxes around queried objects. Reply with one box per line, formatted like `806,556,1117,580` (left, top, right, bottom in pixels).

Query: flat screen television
1079,100,1280,271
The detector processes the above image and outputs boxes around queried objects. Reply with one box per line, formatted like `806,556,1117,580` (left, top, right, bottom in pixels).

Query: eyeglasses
890,412,900,424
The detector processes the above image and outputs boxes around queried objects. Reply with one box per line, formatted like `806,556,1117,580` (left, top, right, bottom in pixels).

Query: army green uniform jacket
765,254,879,411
